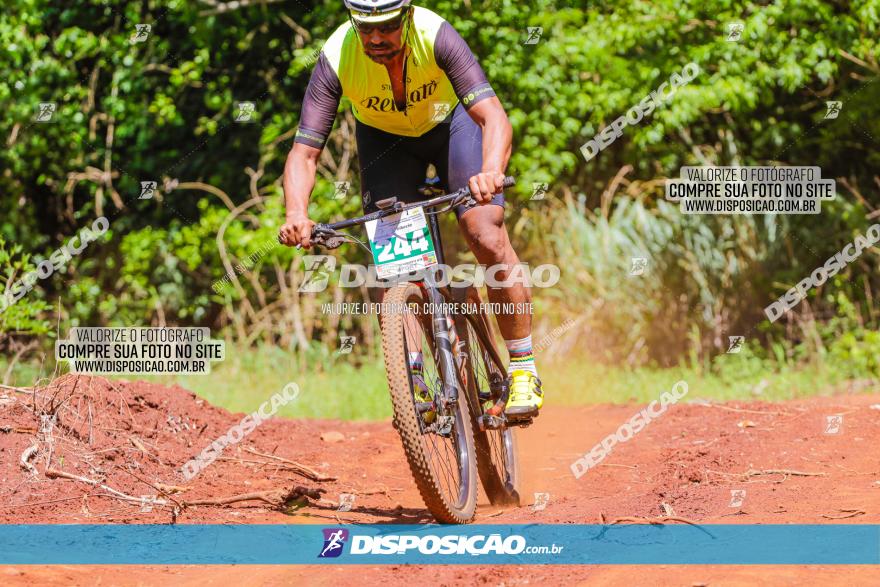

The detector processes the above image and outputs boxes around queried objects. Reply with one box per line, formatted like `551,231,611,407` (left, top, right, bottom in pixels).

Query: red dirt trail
1,375,878,585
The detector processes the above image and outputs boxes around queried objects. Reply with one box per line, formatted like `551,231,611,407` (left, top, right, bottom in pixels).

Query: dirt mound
2,376,880,586
2,375,880,528
0,374,346,523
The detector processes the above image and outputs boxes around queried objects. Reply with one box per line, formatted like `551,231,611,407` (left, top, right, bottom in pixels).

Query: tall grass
547,192,782,366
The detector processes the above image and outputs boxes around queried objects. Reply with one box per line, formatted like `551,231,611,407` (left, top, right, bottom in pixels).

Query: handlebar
308,176,516,249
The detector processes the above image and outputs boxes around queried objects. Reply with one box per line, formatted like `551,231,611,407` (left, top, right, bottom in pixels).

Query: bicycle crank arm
479,412,533,430
477,413,506,431
484,372,510,417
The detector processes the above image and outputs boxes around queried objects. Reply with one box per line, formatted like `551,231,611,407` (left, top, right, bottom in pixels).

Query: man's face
354,14,406,63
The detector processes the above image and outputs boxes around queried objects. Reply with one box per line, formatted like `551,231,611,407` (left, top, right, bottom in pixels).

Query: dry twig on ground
243,447,336,481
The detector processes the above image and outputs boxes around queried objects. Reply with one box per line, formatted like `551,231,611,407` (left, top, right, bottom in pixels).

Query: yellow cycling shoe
504,370,543,419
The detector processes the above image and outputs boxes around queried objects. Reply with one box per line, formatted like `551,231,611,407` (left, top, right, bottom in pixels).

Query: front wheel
379,282,478,524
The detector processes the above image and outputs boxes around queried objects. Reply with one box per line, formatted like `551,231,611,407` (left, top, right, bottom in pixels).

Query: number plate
366,206,438,279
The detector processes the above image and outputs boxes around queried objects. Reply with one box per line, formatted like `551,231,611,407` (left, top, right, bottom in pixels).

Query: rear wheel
457,307,521,506
380,282,478,524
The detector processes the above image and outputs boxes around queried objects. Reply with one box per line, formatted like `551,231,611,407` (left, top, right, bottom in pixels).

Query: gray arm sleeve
434,21,496,108
294,52,343,149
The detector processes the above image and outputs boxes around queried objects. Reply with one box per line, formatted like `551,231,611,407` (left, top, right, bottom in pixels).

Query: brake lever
310,225,345,250
450,193,478,213
322,235,345,249
458,193,478,209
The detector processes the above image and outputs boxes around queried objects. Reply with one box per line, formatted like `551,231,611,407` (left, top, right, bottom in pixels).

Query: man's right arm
279,53,343,248
280,143,321,248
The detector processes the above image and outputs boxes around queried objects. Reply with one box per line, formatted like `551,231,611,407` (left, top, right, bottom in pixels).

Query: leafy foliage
1,0,878,367
0,237,52,342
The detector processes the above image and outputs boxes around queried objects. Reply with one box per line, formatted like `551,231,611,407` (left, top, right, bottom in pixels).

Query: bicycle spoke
466,317,514,489
427,432,459,500
401,304,465,508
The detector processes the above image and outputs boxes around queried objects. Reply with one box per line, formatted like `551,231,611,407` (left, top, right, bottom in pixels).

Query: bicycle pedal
505,414,534,428
478,413,506,431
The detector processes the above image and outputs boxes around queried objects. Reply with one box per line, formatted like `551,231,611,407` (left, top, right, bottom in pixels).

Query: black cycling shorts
355,103,505,219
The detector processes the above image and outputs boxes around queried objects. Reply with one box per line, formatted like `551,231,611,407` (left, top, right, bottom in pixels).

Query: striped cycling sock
505,335,538,377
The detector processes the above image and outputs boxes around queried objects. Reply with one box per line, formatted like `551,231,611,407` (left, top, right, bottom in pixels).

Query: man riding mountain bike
278,0,543,419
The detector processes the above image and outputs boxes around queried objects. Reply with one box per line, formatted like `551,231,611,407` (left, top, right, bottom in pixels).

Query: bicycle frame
310,180,514,411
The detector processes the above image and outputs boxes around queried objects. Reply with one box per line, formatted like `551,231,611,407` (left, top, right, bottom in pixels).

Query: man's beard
365,44,404,63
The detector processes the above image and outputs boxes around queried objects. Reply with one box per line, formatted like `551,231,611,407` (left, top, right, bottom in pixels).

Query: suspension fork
422,210,465,409
421,280,463,409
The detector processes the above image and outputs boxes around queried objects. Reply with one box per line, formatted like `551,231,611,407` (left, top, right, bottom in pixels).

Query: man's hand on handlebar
468,170,505,204
279,176,515,249
278,213,315,249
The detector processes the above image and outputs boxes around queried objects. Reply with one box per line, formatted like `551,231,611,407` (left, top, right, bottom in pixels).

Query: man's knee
476,229,505,255
462,218,509,262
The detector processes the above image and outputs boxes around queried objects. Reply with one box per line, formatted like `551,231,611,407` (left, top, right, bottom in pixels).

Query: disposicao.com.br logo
318,528,563,557
318,528,349,558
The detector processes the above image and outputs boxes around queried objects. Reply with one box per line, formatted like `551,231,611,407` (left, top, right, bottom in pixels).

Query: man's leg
441,105,542,417
457,206,531,342
457,207,539,381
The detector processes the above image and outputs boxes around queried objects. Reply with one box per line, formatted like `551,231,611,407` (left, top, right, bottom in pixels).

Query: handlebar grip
503,176,516,188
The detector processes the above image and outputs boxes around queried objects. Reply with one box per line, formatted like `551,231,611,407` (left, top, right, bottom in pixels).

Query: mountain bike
306,176,527,523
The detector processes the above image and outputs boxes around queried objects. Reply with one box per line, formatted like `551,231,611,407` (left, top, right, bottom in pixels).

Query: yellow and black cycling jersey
295,6,496,146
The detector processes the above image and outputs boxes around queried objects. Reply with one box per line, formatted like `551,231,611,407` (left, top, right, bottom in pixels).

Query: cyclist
278,0,543,419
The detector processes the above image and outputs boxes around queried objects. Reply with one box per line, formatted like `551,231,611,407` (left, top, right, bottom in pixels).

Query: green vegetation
1,341,860,420
1,1,878,409
2,328,876,419
179,352,877,419
546,345,873,407
140,344,391,420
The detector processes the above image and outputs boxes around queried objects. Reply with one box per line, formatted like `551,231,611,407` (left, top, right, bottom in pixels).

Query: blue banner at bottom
0,524,877,565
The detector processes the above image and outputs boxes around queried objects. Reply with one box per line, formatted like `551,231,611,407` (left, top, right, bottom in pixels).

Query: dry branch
182,485,324,508
695,401,791,416
243,447,336,481
606,515,715,537
20,444,38,474
0,383,36,393
821,509,865,520
45,468,159,505
742,468,826,478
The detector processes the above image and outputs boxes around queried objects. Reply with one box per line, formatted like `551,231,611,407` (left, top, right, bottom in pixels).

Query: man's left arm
465,97,512,203
435,21,513,202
